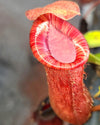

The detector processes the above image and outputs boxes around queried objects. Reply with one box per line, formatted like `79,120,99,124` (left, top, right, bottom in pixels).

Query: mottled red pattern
26,1,93,125
25,1,80,21
29,13,93,124
30,14,89,70
45,66,93,125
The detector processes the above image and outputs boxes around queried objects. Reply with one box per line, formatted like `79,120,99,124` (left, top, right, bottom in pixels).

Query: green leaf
94,53,100,58
88,53,100,65
84,30,100,48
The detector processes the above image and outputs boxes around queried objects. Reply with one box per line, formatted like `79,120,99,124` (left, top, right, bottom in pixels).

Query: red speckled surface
25,1,80,21
45,66,93,125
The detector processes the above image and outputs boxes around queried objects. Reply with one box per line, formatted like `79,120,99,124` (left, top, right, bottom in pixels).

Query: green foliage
88,53,100,65
84,30,100,65
84,30,100,48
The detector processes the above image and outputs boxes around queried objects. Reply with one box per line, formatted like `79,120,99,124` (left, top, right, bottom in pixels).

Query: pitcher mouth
30,14,89,69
